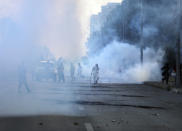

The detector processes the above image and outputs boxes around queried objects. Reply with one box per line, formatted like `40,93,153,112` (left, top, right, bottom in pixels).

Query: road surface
0,80,182,131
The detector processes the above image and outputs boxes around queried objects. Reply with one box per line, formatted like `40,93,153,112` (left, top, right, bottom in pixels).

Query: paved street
0,81,182,131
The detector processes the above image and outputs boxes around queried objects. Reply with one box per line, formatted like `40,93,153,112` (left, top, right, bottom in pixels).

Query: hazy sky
0,0,122,59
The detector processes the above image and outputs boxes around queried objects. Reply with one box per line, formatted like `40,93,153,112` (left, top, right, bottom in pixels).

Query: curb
144,81,182,94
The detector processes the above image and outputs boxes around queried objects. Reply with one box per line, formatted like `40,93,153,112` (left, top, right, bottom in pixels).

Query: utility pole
176,0,181,88
122,10,125,42
122,1,125,42
140,0,144,65
176,36,181,88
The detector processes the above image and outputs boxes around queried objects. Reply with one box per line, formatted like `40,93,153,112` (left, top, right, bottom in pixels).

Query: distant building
90,3,120,34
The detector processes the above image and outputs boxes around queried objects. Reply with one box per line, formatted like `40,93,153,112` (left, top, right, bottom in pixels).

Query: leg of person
96,74,99,84
96,78,98,84
62,73,65,83
60,75,62,82
166,76,169,85
24,80,31,93
162,77,166,83
58,74,61,83
93,75,96,85
60,74,62,82
18,81,22,93
163,75,167,84
63,75,65,83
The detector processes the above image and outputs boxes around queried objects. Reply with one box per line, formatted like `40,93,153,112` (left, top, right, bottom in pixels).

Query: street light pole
140,0,144,65
176,0,181,88
122,1,125,42
176,36,181,88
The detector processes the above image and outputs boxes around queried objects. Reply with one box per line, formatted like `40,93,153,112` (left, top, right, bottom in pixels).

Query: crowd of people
18,59,100,93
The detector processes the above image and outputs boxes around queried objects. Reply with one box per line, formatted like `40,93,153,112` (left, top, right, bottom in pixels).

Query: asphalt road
0,81,182,131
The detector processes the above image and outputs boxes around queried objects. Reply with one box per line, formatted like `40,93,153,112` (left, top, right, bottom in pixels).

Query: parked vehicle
33,61,57,82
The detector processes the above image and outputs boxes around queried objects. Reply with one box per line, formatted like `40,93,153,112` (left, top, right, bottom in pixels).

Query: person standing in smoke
70,63,75,81
161,63,170,84
57,58,65,83
77,63,82,79
91,64,99,84
18,62,31,93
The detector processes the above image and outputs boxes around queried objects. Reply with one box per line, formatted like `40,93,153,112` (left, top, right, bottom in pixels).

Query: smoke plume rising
0,0,173,117
83,41,163,83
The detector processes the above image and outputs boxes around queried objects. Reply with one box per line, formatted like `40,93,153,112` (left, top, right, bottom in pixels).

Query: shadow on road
0,115,91,131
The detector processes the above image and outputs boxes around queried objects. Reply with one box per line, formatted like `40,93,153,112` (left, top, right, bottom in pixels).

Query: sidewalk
144,80,182,94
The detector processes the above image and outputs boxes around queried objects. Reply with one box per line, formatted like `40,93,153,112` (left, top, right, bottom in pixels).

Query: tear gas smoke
0,0,22,19
83,41,163,83
0,0,128,116
0,0,123,68
87,0,180,55
0,0,170,116
0,0,168,82
40,0,122,59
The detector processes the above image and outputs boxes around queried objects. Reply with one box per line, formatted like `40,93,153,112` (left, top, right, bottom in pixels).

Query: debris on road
112,120,116,122
152,113,160,117
73,122,79,126
38,122,43,126
171,88,182,94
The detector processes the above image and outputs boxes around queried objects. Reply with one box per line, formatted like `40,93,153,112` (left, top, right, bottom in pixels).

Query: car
33,60,57,82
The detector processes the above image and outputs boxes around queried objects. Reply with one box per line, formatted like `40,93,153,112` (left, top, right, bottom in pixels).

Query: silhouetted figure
18,62,30,93
171,65,177,84
161,63,170,84
77,63,82,79
70,63,75,81
91,64,99,84
57,61,65,83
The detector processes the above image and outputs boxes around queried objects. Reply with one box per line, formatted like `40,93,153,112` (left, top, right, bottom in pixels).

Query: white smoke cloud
38,0,84,60
77,0,123,44
0,0,162,83
0,0,123,60
83,41,163,83
0,0,23,19
39,0,123,59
